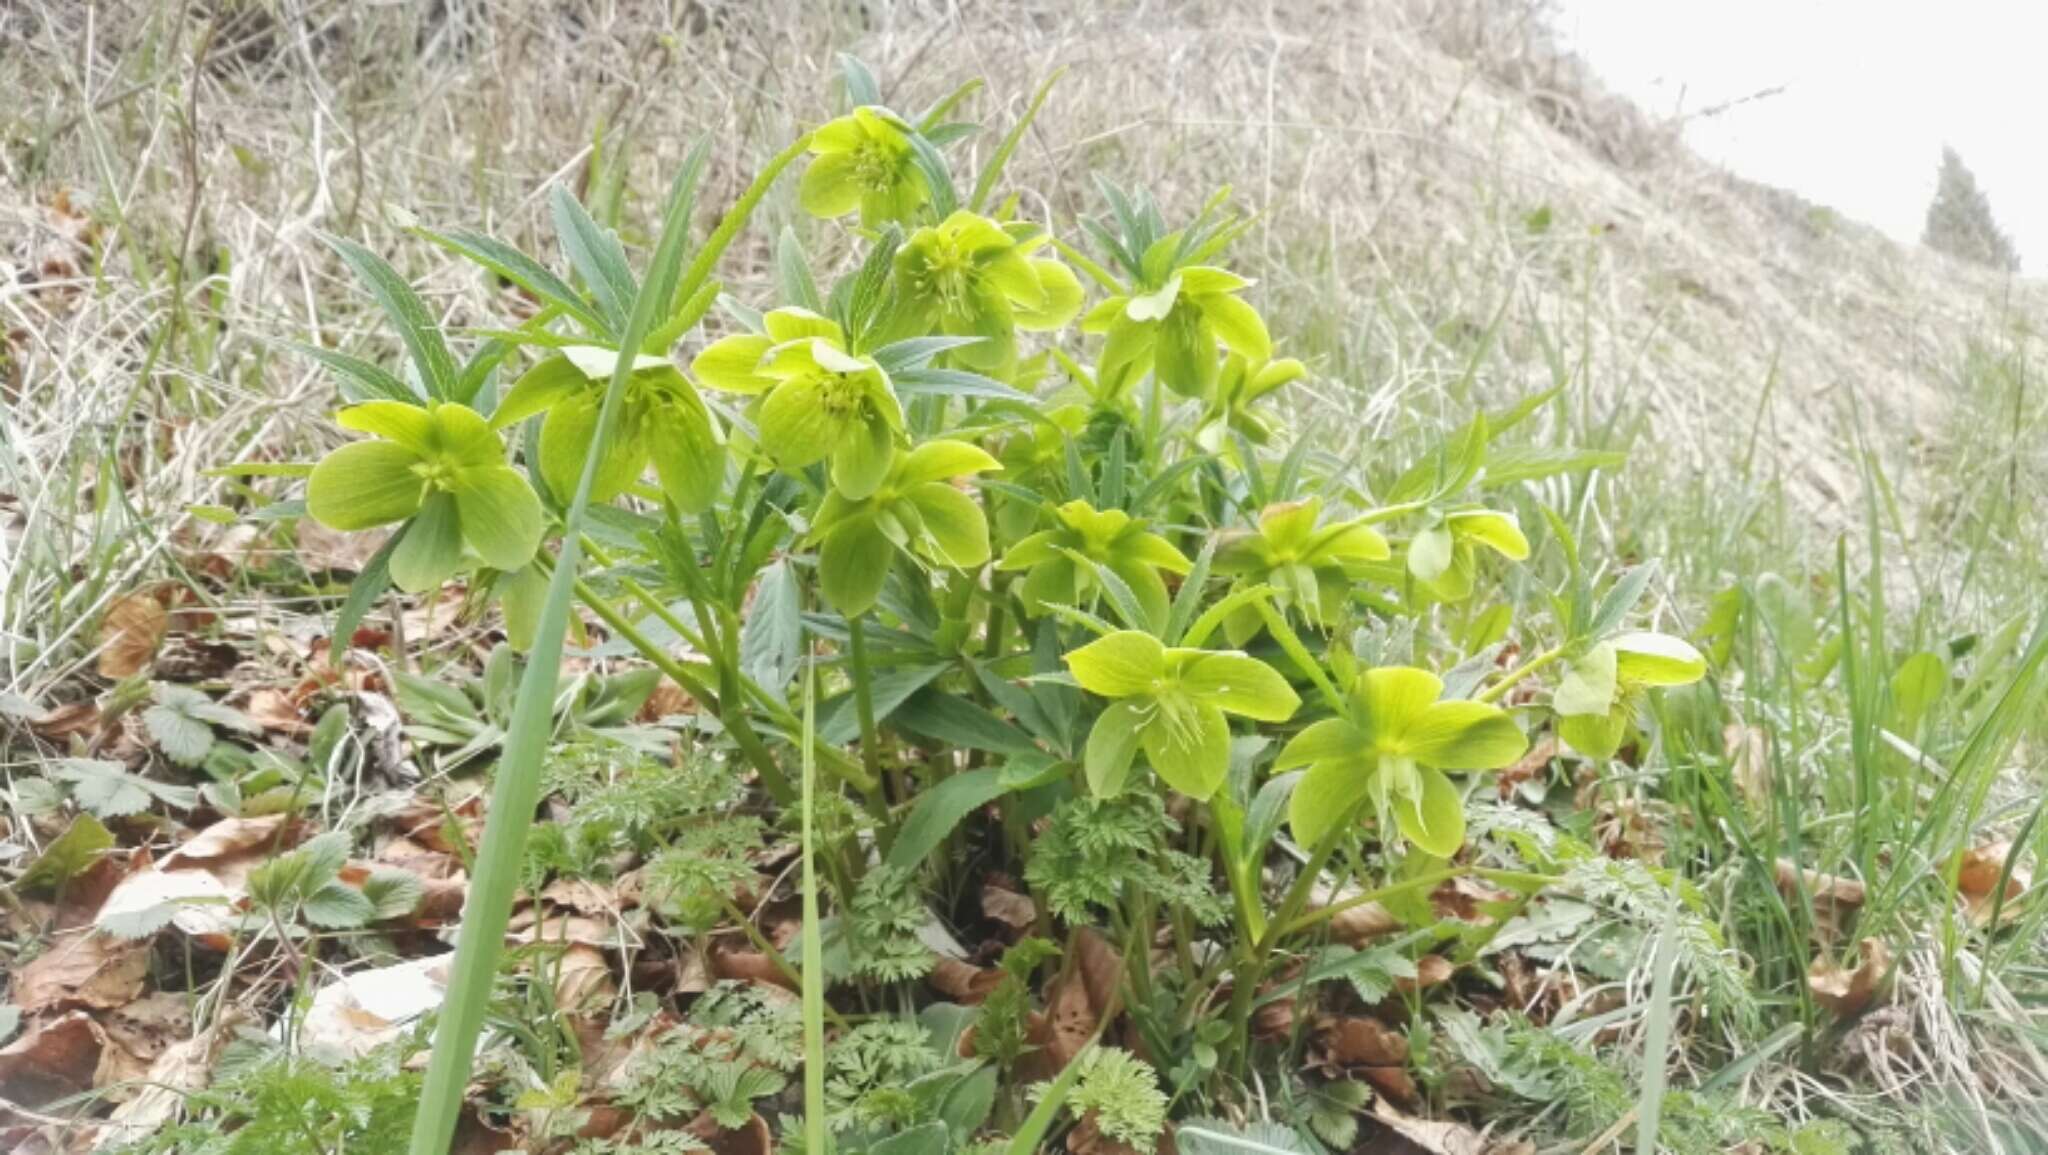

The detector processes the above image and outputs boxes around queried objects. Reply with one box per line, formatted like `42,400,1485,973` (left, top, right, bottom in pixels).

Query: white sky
1551,0,2046,270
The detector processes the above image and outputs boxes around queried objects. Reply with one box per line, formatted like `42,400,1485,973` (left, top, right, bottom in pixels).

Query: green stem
1477,644,1564,704
1255,600,1344,712
848,614,883,785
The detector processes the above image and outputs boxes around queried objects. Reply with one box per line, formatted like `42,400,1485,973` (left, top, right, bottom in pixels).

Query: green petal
895,439,1001,486
1084,700,1147,798
389,492,464,592
539,394,645,503
1175,651,1299,722
491,356,586,429
1177,267,1251,295
910,483,990,568
1447,510,1529,560
1125,275,1181,323
1394,766,1466,857
1106,558,1172,633
1199,292,1271,363
428,403,505,469
757,377,837,470
646,392,727,513
1140,695,1231,801
1123,531,1193,574
1554,642,1619,717
1401,701,1526,769
799,151,863,218
1258,499,1321,553
1613,632,1707,686
819,518,891,616
1152,304,1217,397
1559,707,1629,759
1407,525,1456,582
691,334,777,395
1014,259,1084,332
1357,667,1445,744
1275,718,1365,772
452,466,544,572
982,248,1045,309
1065,631,1166,698
307,440,426,530
763,308,845,346
1306,520,1391,564
336,401,435,452
831,415,896,500
997,530,1066,572
1289,755,1365,850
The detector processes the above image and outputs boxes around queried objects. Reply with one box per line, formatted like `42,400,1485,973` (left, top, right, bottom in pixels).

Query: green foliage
843,863,937,983
109,1049,421,1155
1044,1048,1167,1147
1023,794,1228,927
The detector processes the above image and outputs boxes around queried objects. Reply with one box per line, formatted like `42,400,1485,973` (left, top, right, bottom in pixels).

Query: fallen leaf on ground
929,958,1002,1004
28,700,102,741
1495,734,1558,800
97,592,168,678
92,1010,248,1151
1775,859,1865,942
13,931,149,1013
1808,937,1893,1019
244,688,311,735
295,953,453,1061
95,813,303,944
1019,927,1122,1082
1956,842,2029,927
685,1110,772,1155
981,881,1036,930
1318,1015,1409,1066
1371,1099,1531,1155
0,1011,106,1107
1725,722,1771,808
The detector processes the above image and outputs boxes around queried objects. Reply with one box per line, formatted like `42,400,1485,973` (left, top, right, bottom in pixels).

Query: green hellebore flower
1081,265,1270,400
809,439,1001,617
1276,667,1528,857
306,400,543,593
691,308,905,501
997,499,1192,630
1196,353,1305,452
1066,630,1300,800
799,107,929,227
1553,632,1708,758
894,211,1084,373
491,345,725,512
1405,508,1531,601
1214,496,1390,643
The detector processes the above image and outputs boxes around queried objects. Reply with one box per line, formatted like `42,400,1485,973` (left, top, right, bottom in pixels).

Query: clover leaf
1275,666,1527,856
306,400,543,592
1066,630,1299,801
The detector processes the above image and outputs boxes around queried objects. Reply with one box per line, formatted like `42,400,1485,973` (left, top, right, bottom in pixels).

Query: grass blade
800,657,828,1155
408,166,707,1155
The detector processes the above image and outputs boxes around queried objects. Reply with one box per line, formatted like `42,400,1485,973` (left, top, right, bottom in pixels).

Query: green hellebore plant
1082,264,1270,400
1276,667,1528,857
998,499,1192,630
894,211,1084,373
808,439,1001,617
1405,508,1531,601
491,345,724,511
799,107,930,227
691,308,905,501
1214,497,1390,643
1066,630,1300,801
1552,632,1708,758
306,400,544,593
1196,352,1305,451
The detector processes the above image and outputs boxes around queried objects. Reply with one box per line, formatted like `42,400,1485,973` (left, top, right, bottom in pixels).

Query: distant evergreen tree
1922,146,2020,272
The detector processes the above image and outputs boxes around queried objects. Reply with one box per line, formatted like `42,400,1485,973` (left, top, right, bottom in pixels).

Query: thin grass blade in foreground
407,154,720,1154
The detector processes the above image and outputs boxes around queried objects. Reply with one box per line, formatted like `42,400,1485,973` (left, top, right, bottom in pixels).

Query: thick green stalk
1476,644,1563,704
799,662,829,1154
848,614,883,785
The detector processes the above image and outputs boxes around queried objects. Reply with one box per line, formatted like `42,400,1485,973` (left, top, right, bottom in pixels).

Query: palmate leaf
52,758,199,817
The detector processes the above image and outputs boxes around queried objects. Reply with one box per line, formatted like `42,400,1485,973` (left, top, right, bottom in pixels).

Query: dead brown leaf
1495,734,1558,800
981,881,1037,931
684,1111,772,1155
295,518,389,574
1395,954,1453,996
1725,722,1771,808
1371,1099,1530,1155
1775,859,1865,943
13,931,149,1013
97,592,168,678
93,1010,249,1151
244,688,311,735
1019,927,1123,1082
0,1012,106,1107
27,700,102,741
1808,937,1893,1019
929,958,1003,1004
1319,1015,1409,1066
1956,842,2029,927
